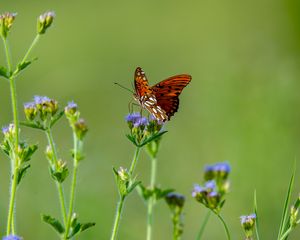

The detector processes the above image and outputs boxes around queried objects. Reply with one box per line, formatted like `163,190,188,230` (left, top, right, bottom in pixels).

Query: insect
133,67,192,122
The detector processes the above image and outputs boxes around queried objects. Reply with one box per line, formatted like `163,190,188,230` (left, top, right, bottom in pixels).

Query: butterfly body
133,67,191,122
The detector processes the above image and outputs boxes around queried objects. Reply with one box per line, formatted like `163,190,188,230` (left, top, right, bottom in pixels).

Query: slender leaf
0,65,8,79
139,130,167,147
277,167,295,239
42,214,65,234
80,222,96,232
17,164,31,185
50,110,65,127
254,190,260,240
20,121,45,130
13,58,37,76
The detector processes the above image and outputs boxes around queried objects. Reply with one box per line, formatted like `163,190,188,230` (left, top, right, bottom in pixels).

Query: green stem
2,37,12,73
196,210,211,240
45,129,67,226
5,34,19,234
146,157,157,240
129,147,141,174
20,34,40,64
110,196,125,240
64,133,80,239
215,212,231,240
279,220,300,240
110,146,141,240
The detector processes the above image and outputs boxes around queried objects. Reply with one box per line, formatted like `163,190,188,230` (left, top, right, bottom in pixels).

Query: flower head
204,162,231,181
24,102,37,121
165,192,185,209
0,12,17,38
37,11,55,34
240,213,256,238
74,118,88,140
65,101,78,116
2,124,15,138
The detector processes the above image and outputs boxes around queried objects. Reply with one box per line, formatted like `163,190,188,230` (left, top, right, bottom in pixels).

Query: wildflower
2,124,15,139
24,102,37,121
126,112,148,129
165,192,185,209
0,12,17,38
2,235,22,240
240,213,256,238
74,118,88,140
65,101,78,116
117,167,129,181
204,162,231,181
37,11,55,34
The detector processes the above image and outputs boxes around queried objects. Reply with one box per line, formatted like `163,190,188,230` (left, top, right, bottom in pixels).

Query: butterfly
133,67,192,122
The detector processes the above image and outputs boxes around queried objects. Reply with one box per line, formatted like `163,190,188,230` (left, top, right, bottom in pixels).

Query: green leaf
139,131,167,147
42,214,65,234
14,58,37,76
126,134,138,147
17,164,31,185
0,65,8,78
50,164,69,183
154,188,174,201
80,222,96,232
50,110,65,127
127,180,141,194
21,143,38,162
20,121,45,130
277,166,295,239
254,190,260,240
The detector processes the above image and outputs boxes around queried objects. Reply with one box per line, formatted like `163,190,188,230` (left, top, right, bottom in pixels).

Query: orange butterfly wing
134,67,152,97
151,74,192,120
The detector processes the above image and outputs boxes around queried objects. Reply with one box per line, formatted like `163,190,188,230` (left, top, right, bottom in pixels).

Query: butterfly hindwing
151,74,192,120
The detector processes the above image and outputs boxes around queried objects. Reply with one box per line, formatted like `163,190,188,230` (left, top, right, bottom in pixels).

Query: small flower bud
50,159,69,183
165,192,185,210
240,214,256,238
45,145,53,161
117,167,129,181
0,12,17,39
2,124,15,139
37,11,55,34
65,101,78,117
24,102,37,121
74,118,88,140
290,206,298,227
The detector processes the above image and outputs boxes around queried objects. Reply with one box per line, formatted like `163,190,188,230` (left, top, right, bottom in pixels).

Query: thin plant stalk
196,210,211,240
64,132,80,239
110,146,141,240
279,219,300,240
20,34,40,64
45,129,68,226
110,196,125,240
3,35,19,235
146,157,157,240
214,212,231,240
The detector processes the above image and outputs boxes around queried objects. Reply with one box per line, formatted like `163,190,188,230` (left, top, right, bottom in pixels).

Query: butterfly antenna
114,82,134,94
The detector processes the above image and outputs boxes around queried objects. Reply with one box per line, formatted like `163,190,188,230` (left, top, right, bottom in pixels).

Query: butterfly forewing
134,67,152,97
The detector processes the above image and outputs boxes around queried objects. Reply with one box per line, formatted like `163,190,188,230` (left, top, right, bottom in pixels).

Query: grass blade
277,166,295,239
253,190,260,240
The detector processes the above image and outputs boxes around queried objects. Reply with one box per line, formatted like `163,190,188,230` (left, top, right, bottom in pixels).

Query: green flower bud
24,102,37,121
74,118,88,140
117,167,129,182
290,206,298,227
0,12,17,39
37,11,55,34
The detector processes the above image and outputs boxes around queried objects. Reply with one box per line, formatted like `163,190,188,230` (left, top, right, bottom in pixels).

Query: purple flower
125,112,142,123
192,184,205,197
65,101,78,116
205,180,216,190
34,95,51,105
2,126,9,135
240,213,256,224
133,117,148,128
126,112,149,128
214,162,231,173
165,192,185,208
208,191,219,197
24,102,35,109
2,235,22,240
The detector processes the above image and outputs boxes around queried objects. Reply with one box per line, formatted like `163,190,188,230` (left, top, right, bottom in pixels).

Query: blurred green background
1,0,300,239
